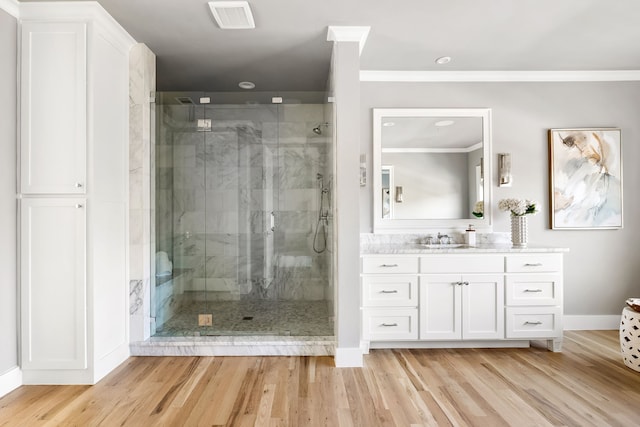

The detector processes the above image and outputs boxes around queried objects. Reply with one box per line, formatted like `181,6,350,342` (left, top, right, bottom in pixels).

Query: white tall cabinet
19,3,135,384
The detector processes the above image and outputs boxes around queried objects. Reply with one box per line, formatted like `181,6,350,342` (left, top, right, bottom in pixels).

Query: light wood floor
1,331,639,426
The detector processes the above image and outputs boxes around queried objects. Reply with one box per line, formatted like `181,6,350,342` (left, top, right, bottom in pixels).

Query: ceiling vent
208,1,255,29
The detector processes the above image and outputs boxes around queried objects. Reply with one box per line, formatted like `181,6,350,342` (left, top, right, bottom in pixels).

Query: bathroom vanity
360,245,566,352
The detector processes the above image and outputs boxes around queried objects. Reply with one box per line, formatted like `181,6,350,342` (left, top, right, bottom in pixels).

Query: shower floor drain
242,316,253,320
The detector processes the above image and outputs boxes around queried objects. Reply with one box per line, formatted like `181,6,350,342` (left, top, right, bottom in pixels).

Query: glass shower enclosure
151,92,334,337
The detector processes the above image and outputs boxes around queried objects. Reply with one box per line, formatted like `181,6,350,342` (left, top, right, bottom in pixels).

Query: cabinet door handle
75,182,83,188
75,204,83,208
454,281,469,286
524,263,543,267
524,321,543,325
380,290,398,294
524,289,543,293
381,323,398,327
379,264,399,268
463,281,469,286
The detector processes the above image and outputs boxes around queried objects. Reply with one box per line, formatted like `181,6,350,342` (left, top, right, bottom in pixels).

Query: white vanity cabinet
419,255,504,341
504,254,563,351
19,3,135,384
361,249,565,352
361,256,419,340
420,274,504,340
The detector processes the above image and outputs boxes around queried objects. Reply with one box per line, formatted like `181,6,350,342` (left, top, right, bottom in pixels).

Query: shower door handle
270,212,275,232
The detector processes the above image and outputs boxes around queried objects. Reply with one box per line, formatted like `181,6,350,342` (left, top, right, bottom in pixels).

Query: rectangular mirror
373,108,492,233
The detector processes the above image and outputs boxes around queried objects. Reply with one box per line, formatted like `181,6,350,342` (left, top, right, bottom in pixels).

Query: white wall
0,6,18,379
360,81,640,316
332,40,362,367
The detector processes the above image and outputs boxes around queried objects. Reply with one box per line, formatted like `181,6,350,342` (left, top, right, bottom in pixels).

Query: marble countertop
361,243,569,255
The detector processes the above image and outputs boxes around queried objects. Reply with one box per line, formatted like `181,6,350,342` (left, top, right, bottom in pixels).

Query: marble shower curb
130,335,335,356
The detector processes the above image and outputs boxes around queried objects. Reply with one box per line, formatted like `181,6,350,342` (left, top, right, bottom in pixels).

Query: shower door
199,102,281,334
154,92,332,337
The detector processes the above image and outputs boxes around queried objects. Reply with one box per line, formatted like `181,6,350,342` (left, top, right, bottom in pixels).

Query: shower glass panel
152,92,333,337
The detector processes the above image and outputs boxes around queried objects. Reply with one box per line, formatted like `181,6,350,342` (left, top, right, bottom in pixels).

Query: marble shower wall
129,44,155,342
157,102,331,302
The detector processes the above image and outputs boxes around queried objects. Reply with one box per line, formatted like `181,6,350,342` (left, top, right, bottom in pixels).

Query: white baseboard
334,347,363,367
0,367,22,398
94,344,130,384
564,315,620,330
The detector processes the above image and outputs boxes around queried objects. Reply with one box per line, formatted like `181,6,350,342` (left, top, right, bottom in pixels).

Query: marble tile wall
157,102,332,307
129,44,155,342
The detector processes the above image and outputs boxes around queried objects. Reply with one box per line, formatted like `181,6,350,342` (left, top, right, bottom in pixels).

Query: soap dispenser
465,224,476,247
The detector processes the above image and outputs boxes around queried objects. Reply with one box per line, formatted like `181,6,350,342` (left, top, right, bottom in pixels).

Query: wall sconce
498,153,512,187
360,153,366,186
395,186,403,203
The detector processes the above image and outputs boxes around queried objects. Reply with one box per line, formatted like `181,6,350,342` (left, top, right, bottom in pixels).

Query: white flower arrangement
498,198,539,216
472,201,484,218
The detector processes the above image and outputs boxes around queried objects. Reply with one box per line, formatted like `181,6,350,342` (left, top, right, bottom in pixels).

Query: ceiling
19,0,640,92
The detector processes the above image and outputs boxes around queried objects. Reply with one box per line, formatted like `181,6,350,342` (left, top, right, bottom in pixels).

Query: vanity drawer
420,255,504,273
362,256,419,274
362,276,418,307
362,308,418,340
505,275,561,306
505,254,562,273
505,306,562,338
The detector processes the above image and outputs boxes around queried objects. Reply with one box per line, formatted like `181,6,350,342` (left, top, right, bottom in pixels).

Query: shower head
312,122,330,135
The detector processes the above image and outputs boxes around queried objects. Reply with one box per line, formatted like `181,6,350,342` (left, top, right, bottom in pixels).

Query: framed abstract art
548,128,622,229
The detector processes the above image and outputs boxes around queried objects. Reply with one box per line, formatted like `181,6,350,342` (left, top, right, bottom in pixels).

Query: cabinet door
20,22,87,194
420,275,461,340
462,274,504,340
21,198,87,369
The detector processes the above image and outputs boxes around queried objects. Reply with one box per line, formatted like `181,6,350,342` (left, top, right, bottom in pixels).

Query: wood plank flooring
1,331,639,426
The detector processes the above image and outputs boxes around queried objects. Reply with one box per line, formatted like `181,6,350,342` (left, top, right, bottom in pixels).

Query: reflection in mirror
373,108,492,232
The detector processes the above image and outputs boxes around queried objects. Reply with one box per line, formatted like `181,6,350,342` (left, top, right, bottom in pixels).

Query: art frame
548,128,622,230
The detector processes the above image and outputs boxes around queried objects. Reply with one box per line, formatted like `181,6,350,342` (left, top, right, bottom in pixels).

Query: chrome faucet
437,232,451,245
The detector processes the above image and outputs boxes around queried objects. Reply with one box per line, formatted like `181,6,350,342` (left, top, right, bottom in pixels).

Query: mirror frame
373,108,493,233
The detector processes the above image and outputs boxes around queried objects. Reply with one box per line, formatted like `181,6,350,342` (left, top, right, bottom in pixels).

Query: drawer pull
380,290,398,294
381,323,398,327
379,264,399,268
524,321,543,325
524,289,543,293
524,263,543,267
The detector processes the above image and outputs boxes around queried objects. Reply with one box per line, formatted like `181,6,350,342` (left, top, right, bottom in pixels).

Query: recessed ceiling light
435,56,452,65
435,120,455,127
238,81,255,89
383,121,395,127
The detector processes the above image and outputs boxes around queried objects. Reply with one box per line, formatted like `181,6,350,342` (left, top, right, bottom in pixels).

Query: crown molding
0,0,19,18
19,1,136,50
360,70,640,83
327,26,370,55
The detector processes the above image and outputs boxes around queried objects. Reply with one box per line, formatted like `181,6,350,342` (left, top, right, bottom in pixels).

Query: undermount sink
421,243,468,248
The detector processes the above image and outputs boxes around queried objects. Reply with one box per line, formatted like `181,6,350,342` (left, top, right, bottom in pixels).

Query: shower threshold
130,335,335,357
